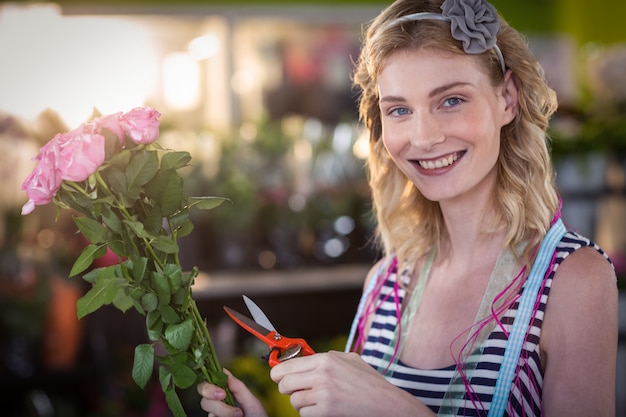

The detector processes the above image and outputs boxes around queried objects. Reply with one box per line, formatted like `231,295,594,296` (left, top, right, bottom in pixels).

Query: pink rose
93,111,124,144
119,107,161,144
56,124,106,182
21,141,63,215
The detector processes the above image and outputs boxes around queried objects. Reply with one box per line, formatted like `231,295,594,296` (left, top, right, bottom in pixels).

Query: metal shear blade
243,295,276,331
223,295,315,367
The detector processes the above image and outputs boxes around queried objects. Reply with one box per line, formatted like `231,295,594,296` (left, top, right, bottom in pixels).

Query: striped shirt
358,231,611,416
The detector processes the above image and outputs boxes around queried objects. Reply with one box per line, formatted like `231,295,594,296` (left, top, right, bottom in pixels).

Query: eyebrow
379,81,472,104
428,81,472,98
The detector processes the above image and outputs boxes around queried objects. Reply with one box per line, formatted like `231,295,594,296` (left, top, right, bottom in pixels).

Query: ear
500,70,519,125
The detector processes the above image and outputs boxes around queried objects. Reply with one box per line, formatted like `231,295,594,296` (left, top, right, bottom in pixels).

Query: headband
382,0,506,74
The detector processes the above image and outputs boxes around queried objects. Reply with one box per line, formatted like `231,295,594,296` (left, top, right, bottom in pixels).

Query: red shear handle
268,338,315,367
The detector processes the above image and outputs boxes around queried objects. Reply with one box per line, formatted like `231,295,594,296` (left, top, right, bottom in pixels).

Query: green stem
167,217,182,267
65,180,91,197
187,269,235,406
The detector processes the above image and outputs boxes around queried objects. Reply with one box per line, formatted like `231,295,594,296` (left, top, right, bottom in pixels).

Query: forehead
377,48,490,94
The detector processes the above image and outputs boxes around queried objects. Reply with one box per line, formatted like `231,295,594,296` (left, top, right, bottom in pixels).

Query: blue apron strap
488,218,566,416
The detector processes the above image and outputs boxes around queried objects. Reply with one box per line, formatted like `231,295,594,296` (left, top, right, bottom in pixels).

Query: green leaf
124,185,142,204
182,267,198,287
132,257,149,283
82,265,116,284
164,319,193,351
101,205,122,234
132,344,154,389
107,148,131,169
212,369,229,390
132,298,146,315
160,305,180,324
107,240,126,257
126,150,159,189
161,151,191,170
175,219,194,239
141,292,158,312
76,277,126,318
129,286,143,300
146,310,161,328
146,311,163,341
158,365,172,391
151,236,178,254
112,287,134,313
70,244,106,277
169,210,189,230
188,196,230,210
124,220,155,240
106,167,127,196
193,346,208,368
169,351,188,363
170,362,197,389
73,216,106,244
164,388,186,417
163,264,182,293
171,288,186,306
159,171,184,216
143,206,163,235
150,272,172,306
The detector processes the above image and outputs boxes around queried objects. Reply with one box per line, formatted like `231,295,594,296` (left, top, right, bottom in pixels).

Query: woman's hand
197,369,268,417
270,351,435,417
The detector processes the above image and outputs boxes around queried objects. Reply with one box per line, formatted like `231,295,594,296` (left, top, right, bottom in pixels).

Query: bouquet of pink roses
21,107,234,415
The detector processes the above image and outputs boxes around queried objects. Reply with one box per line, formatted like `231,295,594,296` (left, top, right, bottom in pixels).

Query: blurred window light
323,237,348,258
231,67,261,95
188,34,221,61
294,138,312,163
352,129,370,160
288,193,307,212
0,4,157,126
162,52,200,110
332,122,354,154
334,215,355,236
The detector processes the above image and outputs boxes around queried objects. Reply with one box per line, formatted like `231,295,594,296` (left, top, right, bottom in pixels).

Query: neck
438,196,505,269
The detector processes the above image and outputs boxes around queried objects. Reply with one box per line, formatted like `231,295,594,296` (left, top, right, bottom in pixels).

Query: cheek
381,124,405,157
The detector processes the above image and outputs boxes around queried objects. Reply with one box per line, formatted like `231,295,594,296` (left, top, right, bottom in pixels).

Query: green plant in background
180,117,375,271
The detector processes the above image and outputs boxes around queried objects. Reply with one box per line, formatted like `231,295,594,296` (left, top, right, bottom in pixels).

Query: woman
198,0,618,415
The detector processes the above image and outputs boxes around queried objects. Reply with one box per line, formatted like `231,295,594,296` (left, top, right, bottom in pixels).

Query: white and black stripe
359,231,611,416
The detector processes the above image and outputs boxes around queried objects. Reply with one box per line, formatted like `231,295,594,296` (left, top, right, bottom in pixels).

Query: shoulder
552,233,616,291
542,233,618,362
540,235,619,415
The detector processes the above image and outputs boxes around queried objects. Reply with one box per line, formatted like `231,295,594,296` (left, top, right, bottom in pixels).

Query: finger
199,397,242,417
197,381,227,401
197,379,244,417
224,369,265,413
269,353,318,384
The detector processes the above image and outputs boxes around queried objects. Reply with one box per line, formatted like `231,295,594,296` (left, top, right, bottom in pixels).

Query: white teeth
418,153,459,170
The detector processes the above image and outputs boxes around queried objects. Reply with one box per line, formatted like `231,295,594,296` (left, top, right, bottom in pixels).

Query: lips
416,151,463,170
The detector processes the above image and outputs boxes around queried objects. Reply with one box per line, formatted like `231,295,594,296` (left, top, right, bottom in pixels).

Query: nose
410,113,445,150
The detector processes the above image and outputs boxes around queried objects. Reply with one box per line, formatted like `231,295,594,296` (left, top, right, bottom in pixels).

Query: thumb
224,368,252,397
223,368,267,417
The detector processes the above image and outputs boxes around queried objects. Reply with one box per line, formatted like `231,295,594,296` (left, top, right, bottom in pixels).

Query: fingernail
214,389,225,400
233,410,243,417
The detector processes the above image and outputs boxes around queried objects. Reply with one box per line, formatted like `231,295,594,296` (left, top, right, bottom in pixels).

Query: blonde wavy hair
353,0,560,271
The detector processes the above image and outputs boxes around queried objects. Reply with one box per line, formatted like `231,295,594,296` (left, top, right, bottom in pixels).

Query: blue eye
390,107,411,116
444,97,463,107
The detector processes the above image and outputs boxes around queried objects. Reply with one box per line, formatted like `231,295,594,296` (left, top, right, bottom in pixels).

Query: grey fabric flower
441,0,500,54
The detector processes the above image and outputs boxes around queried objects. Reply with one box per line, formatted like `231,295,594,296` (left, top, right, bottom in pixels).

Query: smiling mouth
416,152,463,170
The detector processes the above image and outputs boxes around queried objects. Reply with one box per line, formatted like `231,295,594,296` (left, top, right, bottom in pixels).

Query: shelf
192,264,370,299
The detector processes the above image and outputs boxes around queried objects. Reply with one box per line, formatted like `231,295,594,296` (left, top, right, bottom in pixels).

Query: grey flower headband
382,0,506,73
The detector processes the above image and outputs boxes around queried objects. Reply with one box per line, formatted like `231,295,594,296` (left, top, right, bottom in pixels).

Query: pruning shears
223,295,315,367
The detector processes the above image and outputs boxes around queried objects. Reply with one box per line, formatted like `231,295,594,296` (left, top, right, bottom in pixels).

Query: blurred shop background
0,0,624,416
